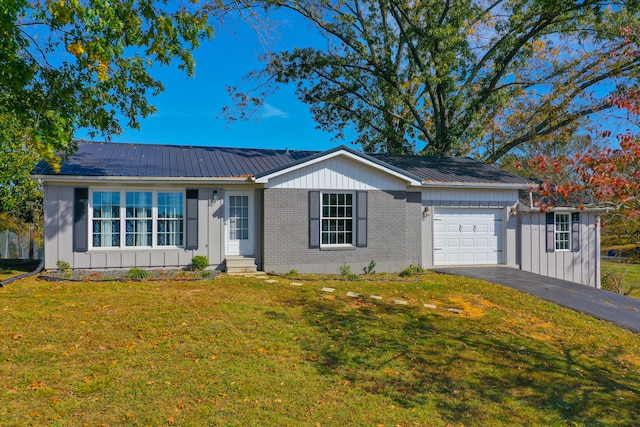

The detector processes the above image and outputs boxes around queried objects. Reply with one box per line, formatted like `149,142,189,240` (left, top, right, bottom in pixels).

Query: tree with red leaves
526,25,640,216
527,133,640,214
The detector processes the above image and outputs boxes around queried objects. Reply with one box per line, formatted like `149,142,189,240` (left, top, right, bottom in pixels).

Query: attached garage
433,208,503,265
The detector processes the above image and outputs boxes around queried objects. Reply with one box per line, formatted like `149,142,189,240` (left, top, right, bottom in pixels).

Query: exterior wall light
210,190,219,205
423,207,431,217
509,207,517,216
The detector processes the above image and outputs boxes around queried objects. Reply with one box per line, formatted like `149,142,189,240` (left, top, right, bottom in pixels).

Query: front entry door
225,191,254,256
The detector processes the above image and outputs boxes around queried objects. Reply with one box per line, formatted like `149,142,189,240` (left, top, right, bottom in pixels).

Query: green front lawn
0,260,41,282
601,260,640,299
1,273,639,426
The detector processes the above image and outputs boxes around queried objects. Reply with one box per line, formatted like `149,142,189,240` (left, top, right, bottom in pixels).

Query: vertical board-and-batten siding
266,156,408,190
44,184,227,270
422,188,519,204
520,212,599,287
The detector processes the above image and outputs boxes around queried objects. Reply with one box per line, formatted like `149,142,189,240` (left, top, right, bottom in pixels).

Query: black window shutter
571,212,581,252
185,189,198,250
545,212,555,253
309,191,320,249
73,188,89,252
356,191,368,247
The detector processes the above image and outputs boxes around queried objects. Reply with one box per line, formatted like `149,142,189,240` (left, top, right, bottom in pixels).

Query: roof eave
518,205,611,213
255,146,423,186
421,182,532,189
31,175,256,185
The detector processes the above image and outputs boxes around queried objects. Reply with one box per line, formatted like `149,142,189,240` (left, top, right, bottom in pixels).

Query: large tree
224,0,640,160
1,0,212,168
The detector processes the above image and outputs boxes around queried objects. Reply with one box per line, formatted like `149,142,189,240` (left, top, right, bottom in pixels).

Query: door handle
473,225,476,232
459,225,462,232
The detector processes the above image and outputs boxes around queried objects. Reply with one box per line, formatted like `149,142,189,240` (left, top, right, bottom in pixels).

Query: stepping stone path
255,276,464,315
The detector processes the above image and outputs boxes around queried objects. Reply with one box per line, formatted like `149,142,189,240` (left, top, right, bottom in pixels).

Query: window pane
125,192,152,246
320,193,354,246
555,214,571,251
92,192,120,247
157,192,183,247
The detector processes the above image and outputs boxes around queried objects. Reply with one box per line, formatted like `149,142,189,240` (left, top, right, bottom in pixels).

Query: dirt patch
40,268,219,282
448,296,486,318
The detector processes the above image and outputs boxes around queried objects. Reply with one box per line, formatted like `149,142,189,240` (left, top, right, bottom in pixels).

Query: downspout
0,260,44,288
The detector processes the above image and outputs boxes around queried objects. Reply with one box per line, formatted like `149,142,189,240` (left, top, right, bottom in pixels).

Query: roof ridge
74,139,320,154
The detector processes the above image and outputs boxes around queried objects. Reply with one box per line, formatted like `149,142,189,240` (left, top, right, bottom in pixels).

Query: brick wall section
262,189,422,274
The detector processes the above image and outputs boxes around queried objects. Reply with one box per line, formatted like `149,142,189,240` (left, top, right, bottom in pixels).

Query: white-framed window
90,189,184,249
555,213,570,251
125,192,153,247
157,192,184,246
92,191,121,248
321,192,354,246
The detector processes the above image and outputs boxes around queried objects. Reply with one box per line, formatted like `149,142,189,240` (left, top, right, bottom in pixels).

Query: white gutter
31,175,256,185
421,182,532,190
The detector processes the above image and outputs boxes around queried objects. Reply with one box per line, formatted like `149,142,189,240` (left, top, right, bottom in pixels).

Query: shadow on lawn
283,293,640,425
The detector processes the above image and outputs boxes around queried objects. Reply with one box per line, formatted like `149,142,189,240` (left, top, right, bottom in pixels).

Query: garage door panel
461,238,475,248
433,208,503,266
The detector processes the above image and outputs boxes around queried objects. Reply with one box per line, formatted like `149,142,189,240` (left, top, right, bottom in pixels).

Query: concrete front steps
225,256,258,275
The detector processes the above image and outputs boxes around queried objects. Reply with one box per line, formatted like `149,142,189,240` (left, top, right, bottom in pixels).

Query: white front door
433,208,503,265
225,191,254,256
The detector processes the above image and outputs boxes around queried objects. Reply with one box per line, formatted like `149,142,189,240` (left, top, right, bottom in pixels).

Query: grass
601,260,640,298
0,259,41,282
1,273,640,426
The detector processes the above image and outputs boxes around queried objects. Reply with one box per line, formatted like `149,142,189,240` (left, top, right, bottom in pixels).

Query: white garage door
433,208,503,265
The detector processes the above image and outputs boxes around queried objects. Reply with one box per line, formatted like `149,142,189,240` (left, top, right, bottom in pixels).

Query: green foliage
56,260,71,273
399,264,426,277
228,0,640,162
0,0,213,170
363,260,376,275
126,267,151,280
339,263,357,279
601,261,639,296
286,269,299,276
339,263,352,276
190,255,209,271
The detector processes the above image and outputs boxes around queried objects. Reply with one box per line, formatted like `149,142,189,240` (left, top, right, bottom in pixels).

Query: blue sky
76,15,346,152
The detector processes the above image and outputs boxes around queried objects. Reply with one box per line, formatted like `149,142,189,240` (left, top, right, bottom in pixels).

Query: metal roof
33,141,533,186
372,154,533,185
32,141,316,178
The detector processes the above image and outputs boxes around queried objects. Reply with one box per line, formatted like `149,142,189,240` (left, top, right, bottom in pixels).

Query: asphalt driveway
433,266,640,333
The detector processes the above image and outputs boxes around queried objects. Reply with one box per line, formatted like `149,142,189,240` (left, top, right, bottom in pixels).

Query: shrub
190,255,209,271
363,260,376,275
56,260,71,272
127,267,151,280
601,262,637,295
339,263,352,276
399,264,426,277
286,269,299,277
339,263,358,280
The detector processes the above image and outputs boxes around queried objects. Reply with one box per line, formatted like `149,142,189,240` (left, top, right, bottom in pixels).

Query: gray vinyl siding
262,189,422,273
519,212,600,287
43,184,230,271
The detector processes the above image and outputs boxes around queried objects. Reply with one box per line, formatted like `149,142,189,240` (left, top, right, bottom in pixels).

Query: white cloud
260,103,290,119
